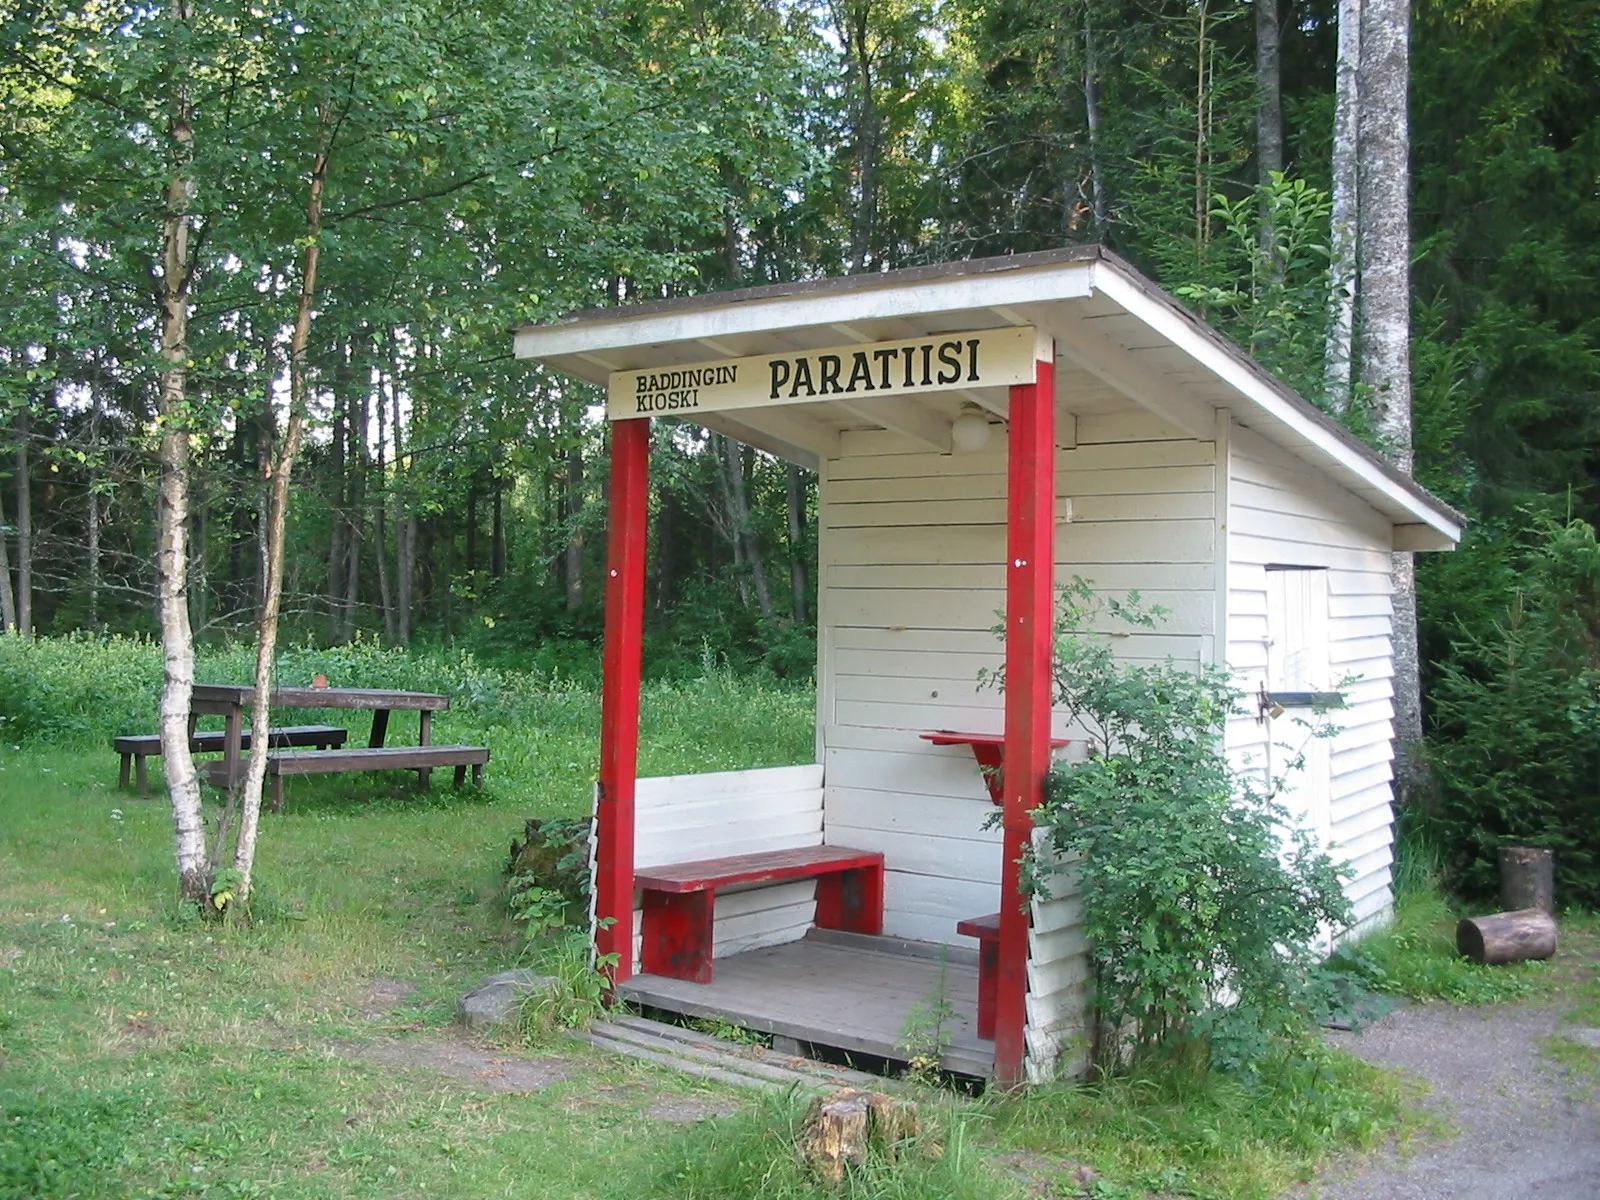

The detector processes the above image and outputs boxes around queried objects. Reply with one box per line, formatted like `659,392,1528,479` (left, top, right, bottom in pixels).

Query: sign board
606,326,1038,421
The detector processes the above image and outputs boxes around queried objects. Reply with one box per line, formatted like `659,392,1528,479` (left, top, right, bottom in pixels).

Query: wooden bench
956,912,1000,1040
261,744,489,812
114,725,349,793
636,845,886,984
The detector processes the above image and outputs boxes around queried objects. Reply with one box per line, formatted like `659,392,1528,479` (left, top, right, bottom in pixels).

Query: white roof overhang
513,247,1463,549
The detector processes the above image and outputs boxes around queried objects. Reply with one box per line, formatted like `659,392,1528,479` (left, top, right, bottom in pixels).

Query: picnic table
191,683,452,791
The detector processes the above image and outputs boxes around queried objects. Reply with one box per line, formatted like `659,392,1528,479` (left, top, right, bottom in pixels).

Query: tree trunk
1500,847,1556,916
14,407,31,638
798,1090,921,1186
845,3,878,274
1083,3,1108,240
376,350,396,642
234,109,334,907
1324,0,1361,413
491,475,505,579
1255,0,1283,183
786,462,810,624
564,443,584,610
1355,0,1420,770
0,473,15,633
398,514,416,644
466,484,478,575
1255,0,1283,267
328,385,347,641
192,489,208,632
159,0,207,905
87,386,102,628
1456,909,1557,965
725,438,776,624
344,383,367,642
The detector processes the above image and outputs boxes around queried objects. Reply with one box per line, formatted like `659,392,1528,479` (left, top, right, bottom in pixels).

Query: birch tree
1324,0,1361,412
1354,0,1422,762
156,0,210,904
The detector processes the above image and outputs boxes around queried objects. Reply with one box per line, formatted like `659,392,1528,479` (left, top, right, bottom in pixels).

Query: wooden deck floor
618,928,994,1078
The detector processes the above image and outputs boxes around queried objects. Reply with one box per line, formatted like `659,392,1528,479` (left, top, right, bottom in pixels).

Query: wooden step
581,1014,902,1093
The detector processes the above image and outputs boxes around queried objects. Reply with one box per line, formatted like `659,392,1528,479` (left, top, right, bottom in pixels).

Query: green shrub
1026,581,1351,1073
1423,514,1600,906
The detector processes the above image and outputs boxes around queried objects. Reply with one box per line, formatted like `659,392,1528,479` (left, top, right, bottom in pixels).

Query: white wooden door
1264,567,1332,854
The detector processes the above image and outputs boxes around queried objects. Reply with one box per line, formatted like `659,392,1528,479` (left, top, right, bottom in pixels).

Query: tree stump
1456,908,1557,965
1499,846,1555,915
797,1089,922,1185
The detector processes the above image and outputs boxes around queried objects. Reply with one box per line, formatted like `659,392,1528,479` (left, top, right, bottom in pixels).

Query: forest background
2,0,1599,903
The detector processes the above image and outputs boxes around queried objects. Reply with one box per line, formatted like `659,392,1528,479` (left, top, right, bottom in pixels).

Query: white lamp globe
951,407,993,452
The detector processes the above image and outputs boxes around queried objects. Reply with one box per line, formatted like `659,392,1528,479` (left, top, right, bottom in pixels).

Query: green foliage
987,1038,1425,1200
896,958,958,1085
642,1089,1009,1200
1027,581,1351,1073
520,931,616,1042
508,814,593,938
1422,515,1600,906
1174,174,1335,400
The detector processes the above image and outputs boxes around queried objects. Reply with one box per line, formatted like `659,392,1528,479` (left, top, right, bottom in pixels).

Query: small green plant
208,866,244,914
897,958,957,1085
521,930,617,1041
1019,580,1352,1073
688,1016,768,1047
507,881,571,938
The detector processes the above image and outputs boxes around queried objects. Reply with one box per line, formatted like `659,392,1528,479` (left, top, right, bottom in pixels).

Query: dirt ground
1304,1000,1600,1199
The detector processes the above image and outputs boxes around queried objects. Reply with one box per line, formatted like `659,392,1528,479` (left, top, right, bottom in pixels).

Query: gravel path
1304,1001,1600,1199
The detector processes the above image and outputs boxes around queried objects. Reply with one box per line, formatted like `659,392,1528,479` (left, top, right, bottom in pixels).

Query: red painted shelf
920,730,1073,805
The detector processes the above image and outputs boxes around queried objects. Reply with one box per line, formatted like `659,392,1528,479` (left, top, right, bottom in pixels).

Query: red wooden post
596,417,650,983
997,352,1055,1087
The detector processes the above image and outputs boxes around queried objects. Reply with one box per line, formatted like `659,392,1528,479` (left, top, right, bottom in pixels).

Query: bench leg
119,753,131,791
418,767,432,790
453,764,466,788
135,755,149,796
975,937,1000,1041
815,865,884,937
269,774,285,815
472,763,483,789
641,890,716,983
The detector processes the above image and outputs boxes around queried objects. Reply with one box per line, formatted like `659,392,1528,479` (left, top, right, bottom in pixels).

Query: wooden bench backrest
613,763,825,972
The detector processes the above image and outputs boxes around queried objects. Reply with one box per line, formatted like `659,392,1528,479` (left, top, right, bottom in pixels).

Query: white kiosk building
514,246,1463,1085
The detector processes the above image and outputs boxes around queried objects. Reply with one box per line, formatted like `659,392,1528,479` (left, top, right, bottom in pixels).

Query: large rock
458,968,556,1032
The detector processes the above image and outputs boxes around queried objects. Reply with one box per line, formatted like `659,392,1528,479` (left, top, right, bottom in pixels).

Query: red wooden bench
636,845,885,984
956,912,1000,1040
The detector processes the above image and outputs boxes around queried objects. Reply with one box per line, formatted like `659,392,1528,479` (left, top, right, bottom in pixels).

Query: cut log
797,1088,923,1185
1499,846,1555,915
1456,908,1557,965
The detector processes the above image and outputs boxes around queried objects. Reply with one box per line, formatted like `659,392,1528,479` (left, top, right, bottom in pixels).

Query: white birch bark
234,115,332,905
1324,0,1362,412
159,0,207,902
1083,2,1108,238
1355,0,1423,767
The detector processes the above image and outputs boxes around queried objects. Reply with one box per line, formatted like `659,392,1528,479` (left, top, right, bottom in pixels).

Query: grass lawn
0,649,1433,1199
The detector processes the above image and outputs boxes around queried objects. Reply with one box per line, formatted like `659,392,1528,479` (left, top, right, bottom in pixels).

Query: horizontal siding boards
827,521,1217,569
1225,426,1398,933
1025,857,1092,1082
822,414,1214,1070
632,765,825,970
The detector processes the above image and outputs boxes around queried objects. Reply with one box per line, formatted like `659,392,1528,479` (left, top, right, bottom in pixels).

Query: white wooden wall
818,411,1218,1079
625,764,825,972
1224,423,1397,935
